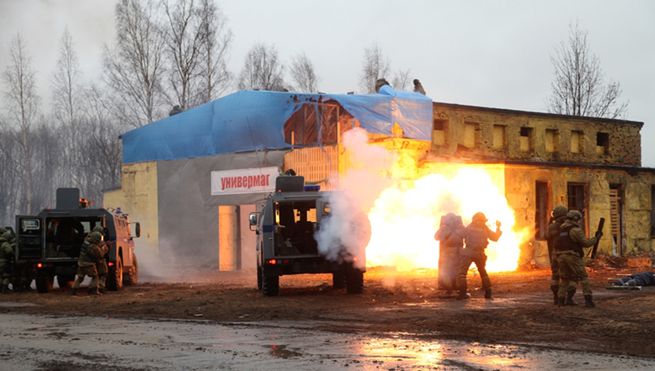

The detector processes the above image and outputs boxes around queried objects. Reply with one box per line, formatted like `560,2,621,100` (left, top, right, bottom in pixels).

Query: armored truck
249,176,369,296
15,188,140,293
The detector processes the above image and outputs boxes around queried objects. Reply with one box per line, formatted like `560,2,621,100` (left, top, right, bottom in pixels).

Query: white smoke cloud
315,128,396,269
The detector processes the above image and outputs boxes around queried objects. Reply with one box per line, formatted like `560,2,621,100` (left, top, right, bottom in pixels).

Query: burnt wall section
502,164,655,267
432,103,642,166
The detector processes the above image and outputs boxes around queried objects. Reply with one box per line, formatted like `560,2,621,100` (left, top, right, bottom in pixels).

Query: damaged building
104,89,655,271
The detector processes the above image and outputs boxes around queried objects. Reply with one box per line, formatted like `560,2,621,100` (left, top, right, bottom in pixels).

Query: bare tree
197,0,232,102
289,53,318,92
237,43,286,91
360,44,391,93
52,28,85,188
548,23,628,119
105,0,166,127
391,69,411,91
2,34,40,214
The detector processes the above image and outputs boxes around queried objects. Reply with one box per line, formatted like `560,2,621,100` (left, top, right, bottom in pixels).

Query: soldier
546,205,568,305
91,225,109,293
374,78,390,93
435,213,465,294
0,228,13,293
456,212,502,300
71,231,103,295
554,210,600,307
413,79,426,95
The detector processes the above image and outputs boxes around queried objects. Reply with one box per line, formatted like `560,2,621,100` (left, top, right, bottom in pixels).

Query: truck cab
250,176,368,296
15,188,140,293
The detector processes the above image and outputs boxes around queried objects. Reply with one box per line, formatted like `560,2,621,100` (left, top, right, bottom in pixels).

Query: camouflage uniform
91,225,108,292
546,205,568,304
456,212,502,300
71,232,103,295
554,210,599,307
0,228,14,293
435,213,464,292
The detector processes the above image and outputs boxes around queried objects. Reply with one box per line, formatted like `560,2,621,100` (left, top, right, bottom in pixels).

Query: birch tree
289,53,318,92
237,43,286,91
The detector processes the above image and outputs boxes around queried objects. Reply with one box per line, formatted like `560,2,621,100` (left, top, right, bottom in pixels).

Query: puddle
0,313,653,370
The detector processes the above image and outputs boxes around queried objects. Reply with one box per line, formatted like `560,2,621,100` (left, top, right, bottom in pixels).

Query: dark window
535,181,549,240
567,182,588,233
651,185,655,238
433,119,448,146
433,119,447,131
596,132,609,155
519,127,533,152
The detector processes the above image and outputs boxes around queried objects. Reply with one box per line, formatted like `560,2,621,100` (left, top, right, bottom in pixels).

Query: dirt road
1,267,655,367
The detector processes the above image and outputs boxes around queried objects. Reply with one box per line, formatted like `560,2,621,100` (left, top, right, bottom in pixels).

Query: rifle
590,217,605,259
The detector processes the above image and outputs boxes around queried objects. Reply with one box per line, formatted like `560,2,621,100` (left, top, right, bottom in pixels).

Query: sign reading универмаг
210,167,279,196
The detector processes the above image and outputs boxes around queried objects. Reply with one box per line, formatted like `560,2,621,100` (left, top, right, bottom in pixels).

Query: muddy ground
1,267,654,359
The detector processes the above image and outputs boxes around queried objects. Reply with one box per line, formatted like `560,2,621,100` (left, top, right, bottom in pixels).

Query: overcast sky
1,0,653,166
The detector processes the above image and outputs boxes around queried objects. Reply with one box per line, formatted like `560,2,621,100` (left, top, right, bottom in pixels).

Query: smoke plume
315,128,395,269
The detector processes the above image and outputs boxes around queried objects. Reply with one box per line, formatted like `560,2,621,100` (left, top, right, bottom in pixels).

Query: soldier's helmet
566,210,583,221
1,230,11,242
0,227,5,236
88,232,102,244
552,205,568,219
472,212,488,223
92,225,104,234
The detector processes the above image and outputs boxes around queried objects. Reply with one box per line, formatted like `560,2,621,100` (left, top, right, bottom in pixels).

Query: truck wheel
36,275,54,293
257,266,263,290
107,257,124,291
346,267,364,294
56,275,75,290
125,255,138,286
262,272,279,296
332,271,346,289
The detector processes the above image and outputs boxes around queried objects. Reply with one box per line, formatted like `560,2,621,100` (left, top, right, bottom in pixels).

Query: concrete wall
155,151,287,270
432,103,643,166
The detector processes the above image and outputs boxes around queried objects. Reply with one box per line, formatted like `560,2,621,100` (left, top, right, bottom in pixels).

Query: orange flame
365,158,528,273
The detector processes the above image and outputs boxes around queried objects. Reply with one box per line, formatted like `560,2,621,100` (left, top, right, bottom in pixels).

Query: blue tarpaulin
122,87,433,163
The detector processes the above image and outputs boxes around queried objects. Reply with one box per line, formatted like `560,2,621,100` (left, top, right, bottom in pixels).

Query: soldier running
546,205,568,305
456,212,502,300
554,210,601,307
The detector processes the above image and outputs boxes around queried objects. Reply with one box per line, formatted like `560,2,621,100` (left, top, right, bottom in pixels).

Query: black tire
346,266,364,294
332,271,346,289
262,271,279,296
36,275,54,293
56,275,75,290
107,257,124,291
124,255,138,286
257,266,263,290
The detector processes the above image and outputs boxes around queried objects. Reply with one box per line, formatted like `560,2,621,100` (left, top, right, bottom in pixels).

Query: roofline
424,156,655,174
433,101,644,128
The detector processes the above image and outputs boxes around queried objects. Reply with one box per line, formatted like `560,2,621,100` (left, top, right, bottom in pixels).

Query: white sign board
211,167,279,196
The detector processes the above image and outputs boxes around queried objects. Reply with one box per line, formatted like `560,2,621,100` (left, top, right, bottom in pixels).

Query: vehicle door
15,215,44,261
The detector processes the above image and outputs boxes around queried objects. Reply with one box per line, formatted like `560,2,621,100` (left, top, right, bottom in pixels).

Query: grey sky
1,0,653,166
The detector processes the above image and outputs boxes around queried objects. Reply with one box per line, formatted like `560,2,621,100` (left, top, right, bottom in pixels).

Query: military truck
15,188,140,293
249,176,369,296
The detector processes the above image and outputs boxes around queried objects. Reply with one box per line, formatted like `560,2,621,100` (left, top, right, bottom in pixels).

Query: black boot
457,291,471,300
565,288,577,306
70,288,77,296
484,288,492,299
550,285,559,305
557,297,566,306
584,294,595,308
